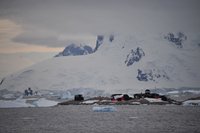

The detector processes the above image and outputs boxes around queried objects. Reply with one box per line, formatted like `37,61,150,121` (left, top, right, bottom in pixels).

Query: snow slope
0,33,200,96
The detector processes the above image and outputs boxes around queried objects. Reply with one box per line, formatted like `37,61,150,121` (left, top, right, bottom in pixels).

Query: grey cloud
12,31,96,47
1,0,200,47
12,32,66,47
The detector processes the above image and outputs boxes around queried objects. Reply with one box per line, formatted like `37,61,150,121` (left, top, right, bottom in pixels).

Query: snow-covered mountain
55,43,93,57
0,32,200,98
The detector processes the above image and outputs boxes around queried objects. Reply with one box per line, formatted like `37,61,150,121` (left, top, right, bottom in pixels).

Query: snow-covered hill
0,33,200,98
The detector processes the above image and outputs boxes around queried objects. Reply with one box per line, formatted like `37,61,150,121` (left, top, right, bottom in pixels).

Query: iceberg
92,106,117,112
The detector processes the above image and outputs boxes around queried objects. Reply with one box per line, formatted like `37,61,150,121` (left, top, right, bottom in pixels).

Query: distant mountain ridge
0,32,200,97
55,34,115,57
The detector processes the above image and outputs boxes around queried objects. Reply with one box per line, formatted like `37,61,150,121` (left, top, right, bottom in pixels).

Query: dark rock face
94,35,104,52
164,32,187,48
109,34,114,42
56,34,114,57
0,78,5,85
55,44,93,57
137,69,169,82
137,69,150,81
125,47,145,66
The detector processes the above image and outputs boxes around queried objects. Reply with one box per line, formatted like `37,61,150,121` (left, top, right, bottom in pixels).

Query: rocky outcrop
125,47,145,66
93,35,104,52
137,69,169,82
55,44,93,57
164,32,187,48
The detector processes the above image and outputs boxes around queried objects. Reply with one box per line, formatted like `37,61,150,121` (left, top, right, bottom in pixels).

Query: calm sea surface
0,105,199,133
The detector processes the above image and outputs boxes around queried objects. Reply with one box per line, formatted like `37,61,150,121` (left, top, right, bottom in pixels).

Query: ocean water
0,105,199,133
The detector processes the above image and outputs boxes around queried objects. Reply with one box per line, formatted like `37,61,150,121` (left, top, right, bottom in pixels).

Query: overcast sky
0,0,200,78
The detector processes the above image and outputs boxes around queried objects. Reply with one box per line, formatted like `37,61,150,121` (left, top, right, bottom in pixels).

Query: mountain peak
55,43,93,57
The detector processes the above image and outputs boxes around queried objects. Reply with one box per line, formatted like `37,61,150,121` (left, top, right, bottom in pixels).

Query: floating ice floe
32,98,58,107
82,100,99,104
92,106,117,112
0,98,58,108
182,100,200,106
144,98,164,103
131,102,141,105
0,99,34,108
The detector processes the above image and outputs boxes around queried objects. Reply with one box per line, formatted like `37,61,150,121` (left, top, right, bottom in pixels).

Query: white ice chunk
0,99,34,108
144,98,163,103
92,106,117,112
182,100,200,106
82,100,99,104
32,98,58,107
